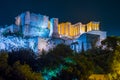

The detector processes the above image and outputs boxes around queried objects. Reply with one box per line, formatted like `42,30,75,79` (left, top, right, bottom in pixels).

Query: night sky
0,0,120,36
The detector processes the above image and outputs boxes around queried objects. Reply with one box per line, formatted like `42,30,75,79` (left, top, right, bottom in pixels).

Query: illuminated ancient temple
0,11,107,54
14,11,100,39
58,21,99,38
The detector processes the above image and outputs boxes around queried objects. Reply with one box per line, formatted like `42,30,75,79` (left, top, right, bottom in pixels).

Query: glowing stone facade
0,11,107,54
58,21,100,38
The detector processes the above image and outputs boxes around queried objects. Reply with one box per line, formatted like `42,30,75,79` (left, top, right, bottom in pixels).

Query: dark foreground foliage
0,36,120,80
0,51,43,80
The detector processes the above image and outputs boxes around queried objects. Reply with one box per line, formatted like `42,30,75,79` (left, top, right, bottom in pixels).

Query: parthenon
58,21,99,38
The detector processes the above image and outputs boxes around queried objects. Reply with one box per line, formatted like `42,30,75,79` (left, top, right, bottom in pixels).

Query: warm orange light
58,21,100,39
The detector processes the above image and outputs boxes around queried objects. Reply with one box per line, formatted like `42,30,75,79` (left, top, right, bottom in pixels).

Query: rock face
0,36,65,55
0,36,27,51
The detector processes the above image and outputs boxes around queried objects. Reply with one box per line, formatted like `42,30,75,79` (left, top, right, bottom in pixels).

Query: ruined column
24,11,30,36
49,18,59,38
14,16,21,32
42,16,49,28
15,16,21,26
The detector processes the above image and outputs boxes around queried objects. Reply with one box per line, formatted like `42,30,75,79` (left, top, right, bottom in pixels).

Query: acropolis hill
0,11,106,54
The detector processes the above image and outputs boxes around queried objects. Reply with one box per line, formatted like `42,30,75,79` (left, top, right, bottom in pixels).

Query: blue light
49,18,54,37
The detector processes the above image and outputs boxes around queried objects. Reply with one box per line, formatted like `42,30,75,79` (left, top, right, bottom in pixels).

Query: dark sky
0,0,120,36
